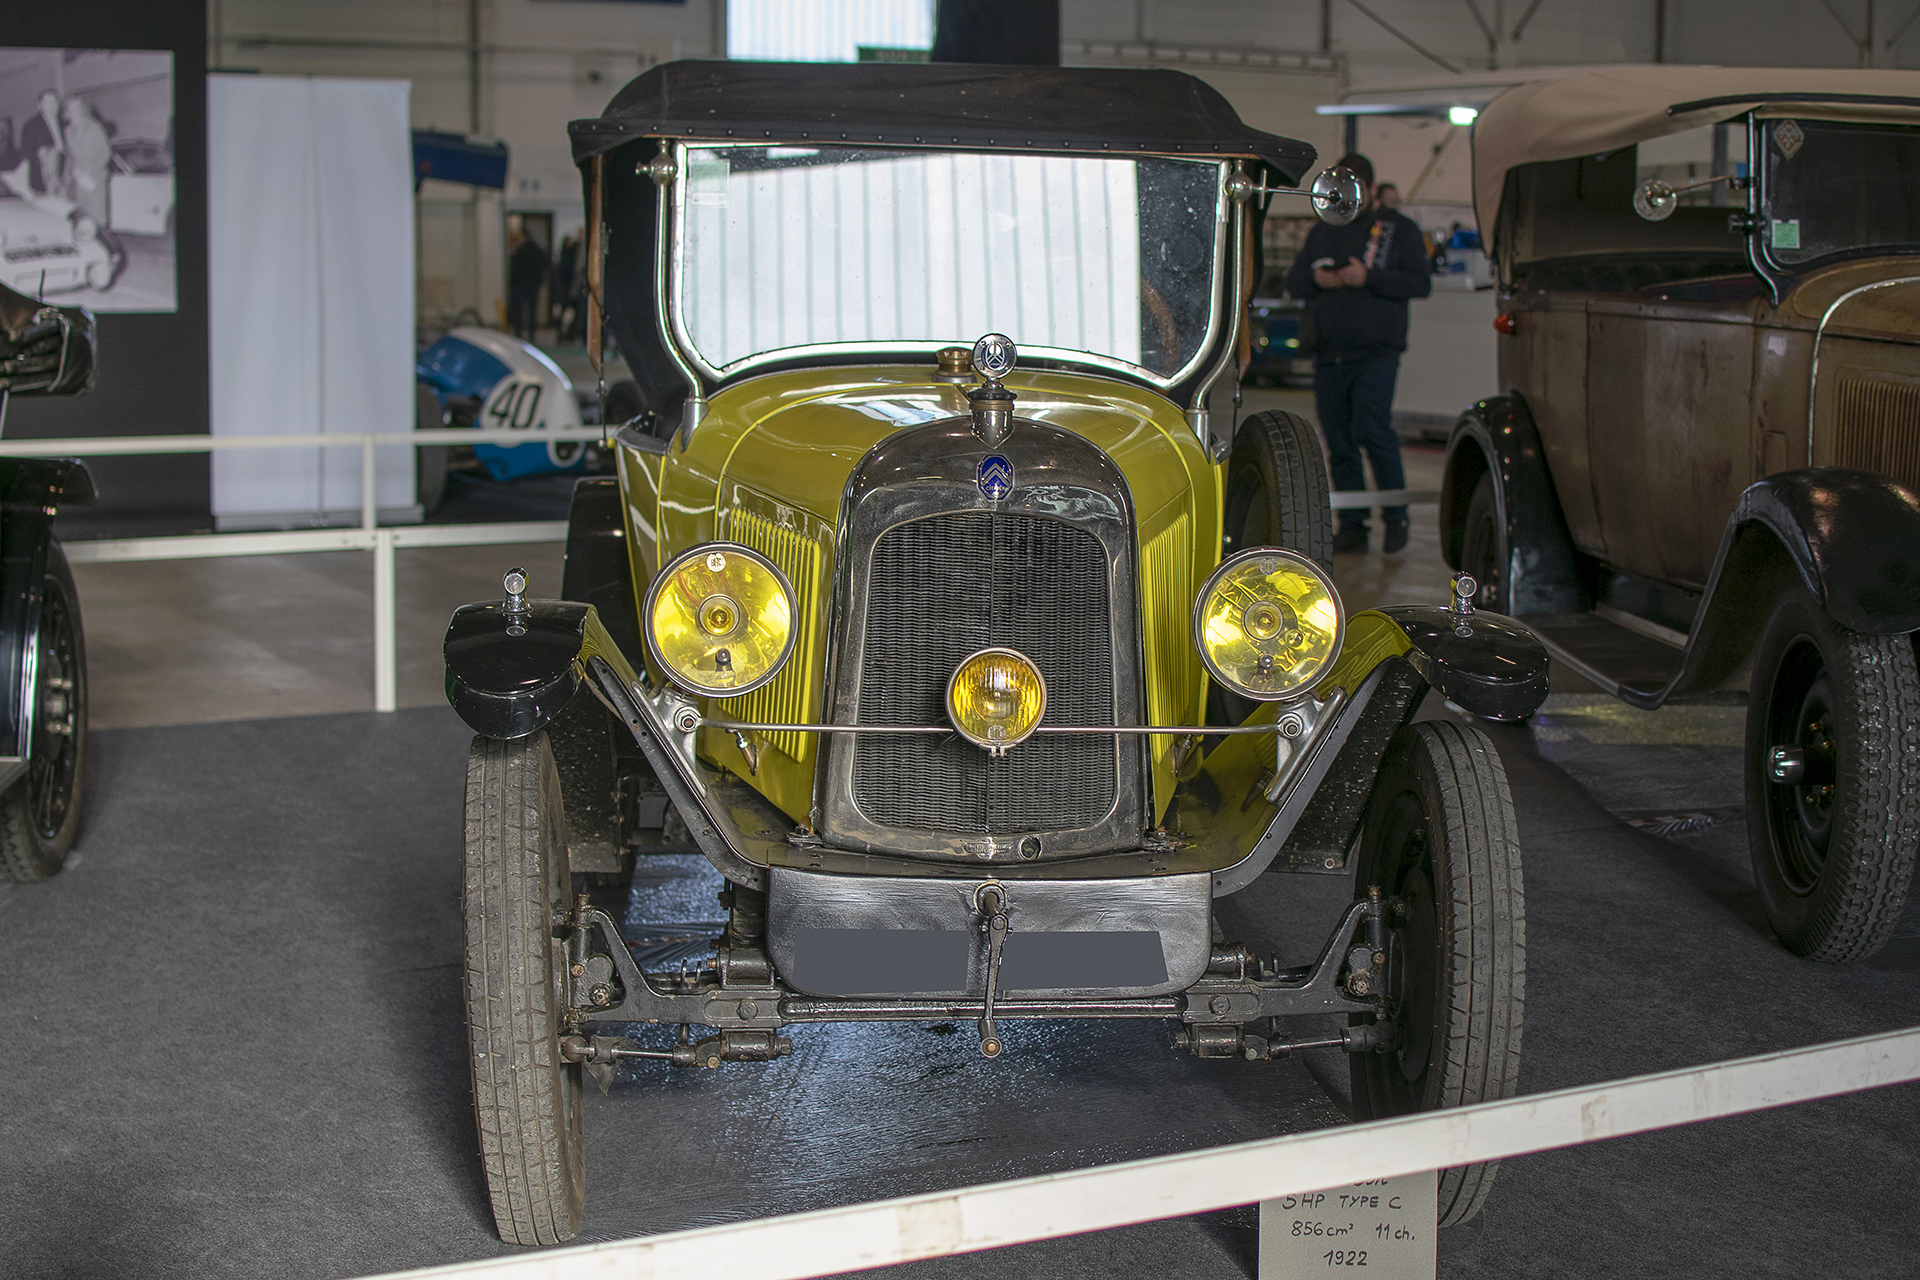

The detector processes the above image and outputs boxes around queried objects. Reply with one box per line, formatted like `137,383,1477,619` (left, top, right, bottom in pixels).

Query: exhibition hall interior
4,2,1919,1277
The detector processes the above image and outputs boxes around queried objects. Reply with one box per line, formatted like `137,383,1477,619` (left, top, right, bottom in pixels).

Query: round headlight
946,647,1047,752
1192,548,1344,701
643,542,797,697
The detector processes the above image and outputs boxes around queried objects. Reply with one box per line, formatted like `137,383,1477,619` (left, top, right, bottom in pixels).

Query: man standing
1285,154,1431,554
507,227,548,342
63,98,112,229
18,90,66,198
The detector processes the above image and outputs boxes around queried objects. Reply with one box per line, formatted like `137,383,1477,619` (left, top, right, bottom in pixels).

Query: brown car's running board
1520,610,1685,705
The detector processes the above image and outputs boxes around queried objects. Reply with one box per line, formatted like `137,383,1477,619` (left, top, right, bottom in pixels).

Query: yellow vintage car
443,61,1549,1247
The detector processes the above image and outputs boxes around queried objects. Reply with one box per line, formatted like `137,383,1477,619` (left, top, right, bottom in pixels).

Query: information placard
1259,1169,1437,1279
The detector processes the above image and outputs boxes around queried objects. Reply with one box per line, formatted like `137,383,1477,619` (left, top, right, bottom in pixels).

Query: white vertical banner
208,75,414,526
311,79,414,516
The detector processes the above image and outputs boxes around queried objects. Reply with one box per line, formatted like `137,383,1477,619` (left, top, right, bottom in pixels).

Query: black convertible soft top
569,60,1317,183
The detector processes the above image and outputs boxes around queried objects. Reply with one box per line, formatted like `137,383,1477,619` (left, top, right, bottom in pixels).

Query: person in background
1375,182,1401,208
0,120,18,177
507,227,548,342
1284,154,1432,554
62,97,112,229
18,90,66,198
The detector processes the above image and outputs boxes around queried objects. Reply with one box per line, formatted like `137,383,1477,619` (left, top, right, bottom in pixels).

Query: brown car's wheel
463,732,585,1245
1349,720,1525,1227
1746,585,1920,963
1458,473,1508,614
0,542,87,883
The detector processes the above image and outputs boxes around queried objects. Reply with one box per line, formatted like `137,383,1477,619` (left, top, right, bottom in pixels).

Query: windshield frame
1755,112,1920,279
660,141,1232,390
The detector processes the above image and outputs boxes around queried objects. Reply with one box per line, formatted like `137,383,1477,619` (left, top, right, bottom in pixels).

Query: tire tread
463,733,583,1246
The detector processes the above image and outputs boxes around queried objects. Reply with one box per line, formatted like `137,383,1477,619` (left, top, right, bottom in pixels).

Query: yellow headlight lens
643,543,797,697
946,648,1047,751
1192,548,1344,700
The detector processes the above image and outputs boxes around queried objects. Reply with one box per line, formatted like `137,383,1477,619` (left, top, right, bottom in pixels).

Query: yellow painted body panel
615,364,1224,826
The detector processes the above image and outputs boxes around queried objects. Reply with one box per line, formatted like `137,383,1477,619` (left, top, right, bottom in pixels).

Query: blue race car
415,327,588,512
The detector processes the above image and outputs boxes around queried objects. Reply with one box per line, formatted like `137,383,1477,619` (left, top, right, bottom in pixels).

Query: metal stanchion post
374,527,397,712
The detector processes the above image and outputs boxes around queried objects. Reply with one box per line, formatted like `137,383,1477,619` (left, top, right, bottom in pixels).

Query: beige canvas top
1473,65,1920,232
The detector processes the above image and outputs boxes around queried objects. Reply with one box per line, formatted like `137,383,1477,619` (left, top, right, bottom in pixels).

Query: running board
1519,611,1685,702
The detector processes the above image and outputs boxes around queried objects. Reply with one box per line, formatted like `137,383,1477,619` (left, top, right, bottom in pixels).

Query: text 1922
1323,1250,1367,1267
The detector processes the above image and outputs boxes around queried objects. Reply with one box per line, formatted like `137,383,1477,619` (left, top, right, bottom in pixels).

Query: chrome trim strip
652,143,708,446
1186,180,1245,441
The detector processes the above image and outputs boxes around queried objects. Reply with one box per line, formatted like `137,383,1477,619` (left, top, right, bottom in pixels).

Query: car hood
1780,259,1920,344
694,366,1211,539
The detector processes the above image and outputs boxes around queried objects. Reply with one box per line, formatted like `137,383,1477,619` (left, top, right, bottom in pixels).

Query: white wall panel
208,75,414,526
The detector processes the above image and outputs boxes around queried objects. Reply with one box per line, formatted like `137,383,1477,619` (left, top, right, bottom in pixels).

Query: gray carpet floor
0,699,1916,1279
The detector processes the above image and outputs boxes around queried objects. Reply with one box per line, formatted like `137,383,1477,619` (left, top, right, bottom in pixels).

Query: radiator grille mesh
852,511,1118,834
720,507,822,764
1834,375,1920,494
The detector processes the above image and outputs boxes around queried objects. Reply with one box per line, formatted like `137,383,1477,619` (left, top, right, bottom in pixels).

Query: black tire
1213,410,1336,724
1349,720,1525,1227
463,733,585,1245
0,542,86,883
1745,586,1920,962
416,384,451,518
1223,410,1334,569
1458,472,1509,614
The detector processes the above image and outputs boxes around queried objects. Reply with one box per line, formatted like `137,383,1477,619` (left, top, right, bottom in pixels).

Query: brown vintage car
1440,67,1920,963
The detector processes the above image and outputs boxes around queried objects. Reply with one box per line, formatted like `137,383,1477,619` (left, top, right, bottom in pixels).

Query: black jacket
1284,206,1432,363
508,238,549,294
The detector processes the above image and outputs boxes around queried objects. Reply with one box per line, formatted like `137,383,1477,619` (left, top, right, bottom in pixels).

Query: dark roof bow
568,60,1317,183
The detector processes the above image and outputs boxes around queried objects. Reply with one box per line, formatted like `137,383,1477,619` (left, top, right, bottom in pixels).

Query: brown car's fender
1584,469,1920,710
1441,392,1588,615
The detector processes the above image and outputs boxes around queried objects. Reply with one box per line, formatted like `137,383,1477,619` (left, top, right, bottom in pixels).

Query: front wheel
0,542,87,883
463,732,584,1245
1745,587,1920,962
1349,720,1525,1227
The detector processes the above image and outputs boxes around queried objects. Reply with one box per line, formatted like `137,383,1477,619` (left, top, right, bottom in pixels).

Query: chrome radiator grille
851,511,1118,834
1835,375,1920,493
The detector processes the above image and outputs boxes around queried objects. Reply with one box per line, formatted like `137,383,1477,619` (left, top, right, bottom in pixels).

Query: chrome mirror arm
1632,171,1750,221
1226,166,1365,226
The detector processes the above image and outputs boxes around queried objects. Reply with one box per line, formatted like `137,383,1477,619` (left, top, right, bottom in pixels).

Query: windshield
671,145,1226,383
1762,118,1920,268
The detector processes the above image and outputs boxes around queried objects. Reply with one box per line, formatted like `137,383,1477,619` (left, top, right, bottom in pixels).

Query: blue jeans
1313,355,1406,534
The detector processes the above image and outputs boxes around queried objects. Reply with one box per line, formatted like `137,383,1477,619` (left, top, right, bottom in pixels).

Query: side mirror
1311,167,1365,225
1633,177,1678,222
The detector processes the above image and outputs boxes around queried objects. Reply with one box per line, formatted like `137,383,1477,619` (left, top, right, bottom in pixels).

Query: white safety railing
0,427,608,712
358,1024,1920,1280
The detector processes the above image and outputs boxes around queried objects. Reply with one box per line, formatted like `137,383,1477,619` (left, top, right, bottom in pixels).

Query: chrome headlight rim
945,645,1049,752
642,540,799,699
1191,546,1346,702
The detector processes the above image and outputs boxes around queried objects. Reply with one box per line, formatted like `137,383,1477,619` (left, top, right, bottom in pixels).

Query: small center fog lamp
644,542,797,696
1192,548,1344,700
947,648,1046,753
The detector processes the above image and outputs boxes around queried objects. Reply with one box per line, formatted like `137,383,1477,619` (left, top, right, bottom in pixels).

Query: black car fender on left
0,458,93,762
